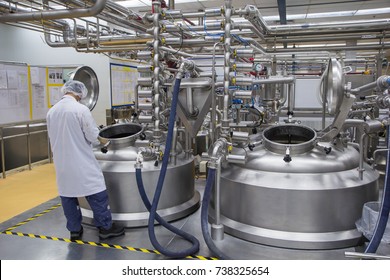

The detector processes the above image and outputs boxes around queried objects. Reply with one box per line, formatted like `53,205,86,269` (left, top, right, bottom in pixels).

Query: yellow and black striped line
1,203,217,260
4,203,62,231
0,231,218,260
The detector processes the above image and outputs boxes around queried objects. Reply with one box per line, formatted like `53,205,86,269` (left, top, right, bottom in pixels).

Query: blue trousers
60,190,113,232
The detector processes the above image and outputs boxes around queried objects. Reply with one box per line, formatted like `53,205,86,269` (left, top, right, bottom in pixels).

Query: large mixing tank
79,123,200,227
214,124,379,249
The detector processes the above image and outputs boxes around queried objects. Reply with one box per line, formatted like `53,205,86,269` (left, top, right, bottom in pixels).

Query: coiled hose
201,168,230,260
365,125,390,253
135,77,199,258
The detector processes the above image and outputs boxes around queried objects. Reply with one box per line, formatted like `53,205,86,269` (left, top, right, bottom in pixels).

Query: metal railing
0,119,51,179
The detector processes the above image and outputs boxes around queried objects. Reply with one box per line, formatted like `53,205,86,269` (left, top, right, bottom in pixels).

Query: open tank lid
70,66,99,111
321,58,344,115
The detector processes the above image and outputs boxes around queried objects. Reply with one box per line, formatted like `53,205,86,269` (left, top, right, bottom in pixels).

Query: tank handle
101,140,111,153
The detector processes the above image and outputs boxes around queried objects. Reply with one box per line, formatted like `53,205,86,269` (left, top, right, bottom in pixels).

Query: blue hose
136,77,200,258
201,168,230,260
135,169,199,257
365,125,390,253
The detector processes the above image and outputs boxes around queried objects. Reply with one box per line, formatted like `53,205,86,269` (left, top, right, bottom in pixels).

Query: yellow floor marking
0,164,58,223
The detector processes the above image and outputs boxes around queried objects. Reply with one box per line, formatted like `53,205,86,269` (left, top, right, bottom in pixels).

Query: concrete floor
1,178,389,260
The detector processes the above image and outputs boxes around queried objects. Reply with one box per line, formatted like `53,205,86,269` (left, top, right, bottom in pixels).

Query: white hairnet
61,80,88,99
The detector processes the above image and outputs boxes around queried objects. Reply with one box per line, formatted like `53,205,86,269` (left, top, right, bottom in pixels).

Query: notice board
110,62,138,107
0,62,30,124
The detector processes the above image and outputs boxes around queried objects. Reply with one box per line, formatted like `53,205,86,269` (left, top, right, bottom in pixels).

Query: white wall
0,23,110,125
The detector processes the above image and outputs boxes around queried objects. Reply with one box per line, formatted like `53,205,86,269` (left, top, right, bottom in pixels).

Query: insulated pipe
365,125,390,253
152,2,162,144
266,19,390,34
0,0,107,22
236,23,266,41
222,1,232,136
210,42,223,144
267,43,390,53
134,85,140,112
237,5,390,36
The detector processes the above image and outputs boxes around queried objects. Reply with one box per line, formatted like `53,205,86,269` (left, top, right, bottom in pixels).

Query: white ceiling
114,0,390,23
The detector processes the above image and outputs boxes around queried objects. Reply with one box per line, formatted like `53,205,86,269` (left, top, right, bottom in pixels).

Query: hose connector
135,151,144,169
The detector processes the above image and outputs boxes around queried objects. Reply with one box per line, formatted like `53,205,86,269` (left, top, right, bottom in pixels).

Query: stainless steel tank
214,124,379,249
79,123,200,227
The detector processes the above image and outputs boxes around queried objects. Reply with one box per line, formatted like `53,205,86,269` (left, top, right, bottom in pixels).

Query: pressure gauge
254,63,263,72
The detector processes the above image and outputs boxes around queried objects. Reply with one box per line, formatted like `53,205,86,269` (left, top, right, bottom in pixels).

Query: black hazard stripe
0,231,218,260
4,203,62,231
1,203,218,260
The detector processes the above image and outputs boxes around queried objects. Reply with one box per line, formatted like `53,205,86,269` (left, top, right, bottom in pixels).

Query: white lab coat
46,95,106,197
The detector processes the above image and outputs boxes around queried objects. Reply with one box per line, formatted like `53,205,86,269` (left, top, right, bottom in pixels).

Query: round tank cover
322,58,344,115
70,66,99,111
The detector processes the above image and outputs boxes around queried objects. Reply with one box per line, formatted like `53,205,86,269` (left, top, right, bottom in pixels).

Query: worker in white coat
46,80,124,241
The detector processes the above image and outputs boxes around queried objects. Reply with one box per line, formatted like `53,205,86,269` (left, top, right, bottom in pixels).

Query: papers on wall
0,63,30,124
110,62,138,106
30,67,49,120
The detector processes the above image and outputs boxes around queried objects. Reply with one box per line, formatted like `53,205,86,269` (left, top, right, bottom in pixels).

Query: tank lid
321,58,344,115
70,66,99,111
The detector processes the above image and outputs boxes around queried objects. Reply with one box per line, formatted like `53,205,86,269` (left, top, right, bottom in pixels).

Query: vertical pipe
152,1,162,145
185,131,191,159
186,87,194,115
211,157,224,241
287,82,295,122
1,127,5,179
322,75,327,129
169,0,175,10
134,84,140,112
359,133,367,180
27,123,32,170
214,158,222,226
210,42,221,144
222,0,232,136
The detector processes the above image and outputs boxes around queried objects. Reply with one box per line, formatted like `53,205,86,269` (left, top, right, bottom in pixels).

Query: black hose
365,125,390,253
136,77,200,258
201,168,230,260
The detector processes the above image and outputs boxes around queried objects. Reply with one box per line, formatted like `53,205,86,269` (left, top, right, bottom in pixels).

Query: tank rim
262,124,317,155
